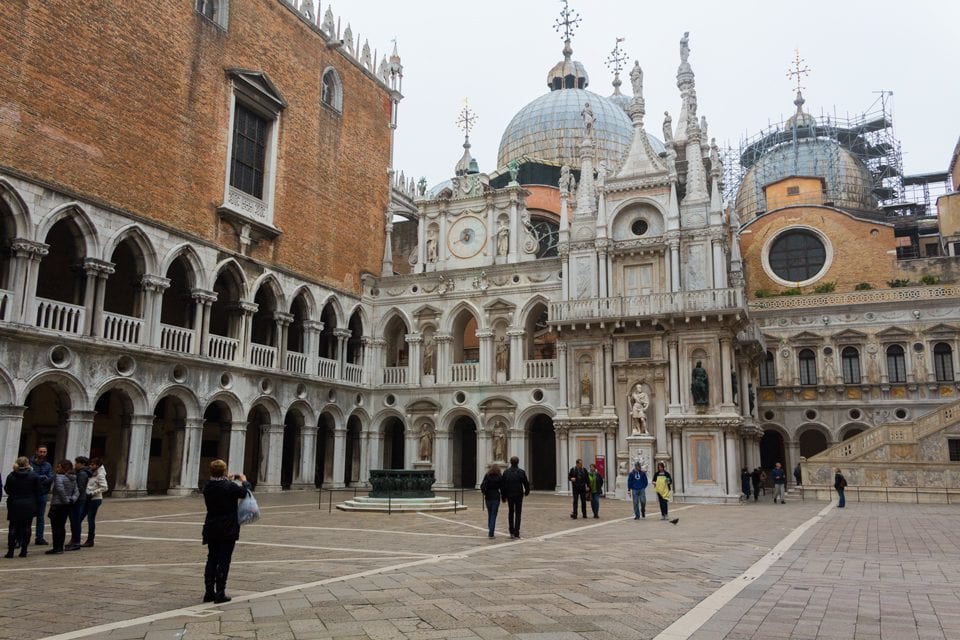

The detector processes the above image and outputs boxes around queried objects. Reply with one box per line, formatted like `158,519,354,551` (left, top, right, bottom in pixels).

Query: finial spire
553,0,581,60
454,98,478,176
605,37,627,94
787,49,811,95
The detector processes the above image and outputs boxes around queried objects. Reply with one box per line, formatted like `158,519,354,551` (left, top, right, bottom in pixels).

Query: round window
849,409,861,420
631,219,649,236
768,229,827,283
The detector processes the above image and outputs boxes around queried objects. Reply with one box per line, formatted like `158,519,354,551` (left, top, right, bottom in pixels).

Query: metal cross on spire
456,98,477,138
786,49,811,93
553,0,581,42
604,37,627,76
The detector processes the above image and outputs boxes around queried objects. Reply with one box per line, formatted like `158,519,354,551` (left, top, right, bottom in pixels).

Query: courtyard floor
0,490,957,640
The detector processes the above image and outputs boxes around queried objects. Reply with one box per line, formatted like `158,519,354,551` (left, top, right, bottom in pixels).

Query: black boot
4,549,12,559
214,570,231,604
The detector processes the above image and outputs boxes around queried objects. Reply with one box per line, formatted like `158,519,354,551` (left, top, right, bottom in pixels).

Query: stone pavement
0,490,956,639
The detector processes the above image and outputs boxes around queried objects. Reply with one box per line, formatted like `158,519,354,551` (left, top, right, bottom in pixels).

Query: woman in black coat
5,457,42,558
201,459,250,603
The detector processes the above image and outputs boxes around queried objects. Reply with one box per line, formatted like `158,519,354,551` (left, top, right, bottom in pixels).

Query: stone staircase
336,496,468,512
801,398,960,503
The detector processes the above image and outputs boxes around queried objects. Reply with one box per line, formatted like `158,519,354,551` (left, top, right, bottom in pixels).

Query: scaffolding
724,94,906,219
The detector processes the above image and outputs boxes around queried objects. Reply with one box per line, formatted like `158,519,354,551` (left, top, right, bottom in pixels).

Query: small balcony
160,324,193,354
524,359,556,380
208,335,239,361
103,312,143,345
549,287,745,325
35,298,85,335
383,366,407,386
249,343,277,369
343,362,363,384
317,356,338,380
450,363,478,383
286,351,308,375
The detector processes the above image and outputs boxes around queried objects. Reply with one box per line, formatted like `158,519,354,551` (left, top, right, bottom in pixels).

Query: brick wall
0,0,391,293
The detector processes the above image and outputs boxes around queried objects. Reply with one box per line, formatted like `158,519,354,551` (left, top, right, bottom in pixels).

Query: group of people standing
628,461,674,521
479,456,530,539
2,445,107,558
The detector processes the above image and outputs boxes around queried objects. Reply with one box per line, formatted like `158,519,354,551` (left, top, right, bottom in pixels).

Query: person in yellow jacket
652,462,672,521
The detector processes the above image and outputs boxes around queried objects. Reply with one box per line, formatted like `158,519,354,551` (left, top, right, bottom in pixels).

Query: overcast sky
335,0,960,189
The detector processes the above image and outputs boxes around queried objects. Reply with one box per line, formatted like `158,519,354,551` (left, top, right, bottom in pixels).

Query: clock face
447,216,487,259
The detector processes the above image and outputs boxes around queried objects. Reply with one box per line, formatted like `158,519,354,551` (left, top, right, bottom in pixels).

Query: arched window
934,343,954,382
886,345,906,383
798,348,817,386
841,347,861,385
195,0,227,28
759,350,776,387
321,68,343,113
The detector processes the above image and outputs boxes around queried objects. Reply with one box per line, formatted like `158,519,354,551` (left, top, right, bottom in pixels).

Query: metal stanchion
328,489,333,514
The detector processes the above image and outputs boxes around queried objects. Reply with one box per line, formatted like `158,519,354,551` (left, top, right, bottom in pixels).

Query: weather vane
604,37,628,76
786,49,811,93
456,98,477,138
553,0,581,41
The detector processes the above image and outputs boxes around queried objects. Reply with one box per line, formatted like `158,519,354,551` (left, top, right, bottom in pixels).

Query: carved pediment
413,304,443,322
406,398,441,414
790,331,823,345
876,326,912,340
483,297,517,316
832,328,869,343
227,69,287,111
478,396,517,413
926,323,960,337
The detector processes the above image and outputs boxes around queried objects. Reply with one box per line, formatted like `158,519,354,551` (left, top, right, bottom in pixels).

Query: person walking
793,462,803,487
202,459,250,603
501,456,530,539
31,445,52,546
627,462,647,519
82,457,108,547
480,465,503,538
740,467,751,503
771,462,786,504
46,460,78,555
587,463,603,518
834,468,847,508
68,456,91,551
5,457,42,558
652,462,672,520
750,468,762,502
568,458,588,519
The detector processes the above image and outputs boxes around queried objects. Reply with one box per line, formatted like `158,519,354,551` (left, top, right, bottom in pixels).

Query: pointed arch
0,365,15,405
344,302,367,334
208,258,249,298
376,306,413,336
103,225,159,275
250,272,286,310
319,294,345,328
442,300,485,333
0,179,31,239
160,244,204,286
289,285,317,318
36,202,100,257
518,294,552,325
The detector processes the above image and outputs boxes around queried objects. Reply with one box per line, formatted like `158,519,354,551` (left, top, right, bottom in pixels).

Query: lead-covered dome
498,88,659,170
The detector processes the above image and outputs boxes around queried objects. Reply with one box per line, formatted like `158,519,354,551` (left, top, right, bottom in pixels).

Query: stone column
274,311,293,371
508,191,519,263
668,340,681,411
434,334,452,385
597,243,610,298
785,439,800,482
82,258,114,336
382,215,394,276
169,418,203,495
719,337,735,409
509,423,526,469
477,329,494,382
297,425,318,488
604,426,617,491
558,342,569,410
712,238,727,289
114,414,154,497
417,214,426,271
738,361,751,418
237,301,258,364
724,426,739,497
9,240,48,323
435,426,452,488
64,410,96,462
602,340,615,411
365,431,382,481
669,426,683,494
507,328,525,382
557,426,569,494
140,275,170,347
331,427,347,488
654,376,670,461
0,405,26,471
334,328,352,380
477,427,490,487
364,337,383,385
190,289,217,356
358,429,371,487
227,422,247,475
302,320,323,375
405,333,422,386
258,423,285,492
404,428,417,470
669,240,681,292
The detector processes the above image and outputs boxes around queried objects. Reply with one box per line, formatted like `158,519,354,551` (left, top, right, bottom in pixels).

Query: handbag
237,489,260,525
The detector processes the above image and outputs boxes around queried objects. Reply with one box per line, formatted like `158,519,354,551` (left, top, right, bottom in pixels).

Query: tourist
68,456,91,551
31,444,52,545
479,465,503,538
82,457,108,547
202,459,249,603
652,462,672,520
46,459,78,555
834,468,847,508
5,457,41,558
750,468,762,501
627,461,647,519
500,456,530,539
568,458,588,519
740,467,751,503
794,462,803,487
587,463,603,518
771,462,787,504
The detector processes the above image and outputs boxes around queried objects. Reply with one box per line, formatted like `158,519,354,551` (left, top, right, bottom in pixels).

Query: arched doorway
799,429,829,458
381,417,405,470
452,416,477,488
760,429,785,471
149,395,186,494
92,389,135,487
316,413,335,487
344,415,362,484
20,382,71,464
528,414,556,490
281,409,303,489
200,401,232,486
244,406,270,489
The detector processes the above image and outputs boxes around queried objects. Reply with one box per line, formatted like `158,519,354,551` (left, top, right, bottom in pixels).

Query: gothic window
759,350,776,386
230,104,267,199
934,342,954,382
531,217,559,258
767,229,827,283
321,68,343,113
886,345,906,383
841,347,861,385
195,0,228,29
798,348,817,386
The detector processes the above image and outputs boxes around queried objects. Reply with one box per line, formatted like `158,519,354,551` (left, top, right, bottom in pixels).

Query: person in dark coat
31,445,52,545
500,456,530,539
834,468,847,508
479,465,503,538
5,457,42,558
740,468,751,502
568,458,588,519
68,456,91,551
202,459,249,603
750,468,762,502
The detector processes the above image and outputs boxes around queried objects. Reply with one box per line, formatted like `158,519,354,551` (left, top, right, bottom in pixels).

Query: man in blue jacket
771,462,787,504
627,461,648,519
31,445,52,545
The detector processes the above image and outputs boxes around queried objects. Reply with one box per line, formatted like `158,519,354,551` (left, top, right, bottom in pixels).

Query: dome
497,88,664,170
734,138,877,220
607,89,632,113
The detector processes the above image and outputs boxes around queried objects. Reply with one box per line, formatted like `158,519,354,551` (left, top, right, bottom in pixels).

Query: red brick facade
0,0,392,292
